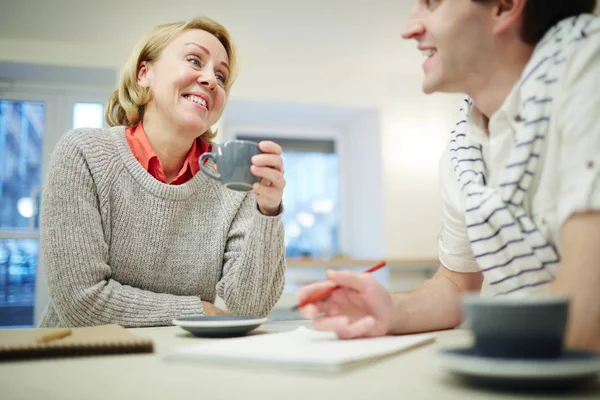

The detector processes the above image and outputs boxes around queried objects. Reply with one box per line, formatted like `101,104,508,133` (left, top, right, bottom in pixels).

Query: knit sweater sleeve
216,194,286,316
40,133,204,327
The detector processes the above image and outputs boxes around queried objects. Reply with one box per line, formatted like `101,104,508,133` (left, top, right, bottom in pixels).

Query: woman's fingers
251,166,285,189
252,153,283,172
258,141,282,156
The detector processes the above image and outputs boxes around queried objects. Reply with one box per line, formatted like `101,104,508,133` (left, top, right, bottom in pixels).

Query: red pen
290,261,387,311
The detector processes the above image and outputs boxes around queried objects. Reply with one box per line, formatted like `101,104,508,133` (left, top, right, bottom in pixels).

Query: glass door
0,96,50,327
0,88,108,327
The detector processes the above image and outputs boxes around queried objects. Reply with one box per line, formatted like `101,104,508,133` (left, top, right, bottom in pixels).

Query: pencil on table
36,328,72,343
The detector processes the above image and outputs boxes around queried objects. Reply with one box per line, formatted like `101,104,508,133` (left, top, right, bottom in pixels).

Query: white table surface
1,321,598,400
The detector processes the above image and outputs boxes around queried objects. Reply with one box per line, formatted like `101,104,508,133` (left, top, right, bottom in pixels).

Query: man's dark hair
475,0,597,44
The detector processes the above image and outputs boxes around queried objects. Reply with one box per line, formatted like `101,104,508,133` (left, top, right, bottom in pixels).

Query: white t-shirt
438,36,600,294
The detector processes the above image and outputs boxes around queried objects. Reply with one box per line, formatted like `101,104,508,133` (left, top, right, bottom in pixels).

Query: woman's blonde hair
105,16,238,142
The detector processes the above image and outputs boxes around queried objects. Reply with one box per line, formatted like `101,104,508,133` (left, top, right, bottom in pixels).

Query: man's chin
421,79,438,95
422,86,435,95
422,79,457,95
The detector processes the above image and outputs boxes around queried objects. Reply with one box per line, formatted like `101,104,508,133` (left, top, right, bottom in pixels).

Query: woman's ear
137,61,151,87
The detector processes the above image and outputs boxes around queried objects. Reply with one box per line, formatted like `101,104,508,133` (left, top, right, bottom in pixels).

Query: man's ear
491,0,527,37
137,61,151,87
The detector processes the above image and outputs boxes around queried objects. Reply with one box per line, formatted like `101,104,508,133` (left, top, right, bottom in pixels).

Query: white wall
219,99,386,259
224,66,462,259
0,2,464,260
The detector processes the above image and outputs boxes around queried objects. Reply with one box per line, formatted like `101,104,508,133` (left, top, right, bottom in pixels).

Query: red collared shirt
125,123,211,185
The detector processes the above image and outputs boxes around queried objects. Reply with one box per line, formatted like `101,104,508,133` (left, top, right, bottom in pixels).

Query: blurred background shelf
279,257,439,303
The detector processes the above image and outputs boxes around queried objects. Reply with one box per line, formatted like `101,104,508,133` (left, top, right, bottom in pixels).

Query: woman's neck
141,112,194,183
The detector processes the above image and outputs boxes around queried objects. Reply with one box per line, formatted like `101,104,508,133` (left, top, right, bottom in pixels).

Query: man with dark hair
297,0,600,352
475,0,597,44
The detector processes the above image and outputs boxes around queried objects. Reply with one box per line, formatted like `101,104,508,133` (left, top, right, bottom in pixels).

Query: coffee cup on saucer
438,294,600,391
462,294,569,359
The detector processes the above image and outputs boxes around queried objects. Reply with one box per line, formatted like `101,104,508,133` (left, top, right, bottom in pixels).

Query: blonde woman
39,17,287,328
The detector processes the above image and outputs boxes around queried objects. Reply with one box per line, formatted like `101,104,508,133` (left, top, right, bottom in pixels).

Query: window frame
223,125,351,256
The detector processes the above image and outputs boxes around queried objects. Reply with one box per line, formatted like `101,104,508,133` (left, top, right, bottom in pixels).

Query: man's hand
298,265,483,339
297,270,395,339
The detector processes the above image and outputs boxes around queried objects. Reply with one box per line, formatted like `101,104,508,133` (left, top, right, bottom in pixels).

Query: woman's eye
216,75,226,84
188,58,201,67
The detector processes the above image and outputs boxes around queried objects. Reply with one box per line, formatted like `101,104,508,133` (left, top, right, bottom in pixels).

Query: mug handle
199,153,221,181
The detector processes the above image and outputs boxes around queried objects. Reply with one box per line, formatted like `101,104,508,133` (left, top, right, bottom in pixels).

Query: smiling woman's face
137,29,230,139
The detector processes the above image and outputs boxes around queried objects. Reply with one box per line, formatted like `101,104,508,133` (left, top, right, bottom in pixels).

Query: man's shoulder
566,27,600,72
553,15,600,79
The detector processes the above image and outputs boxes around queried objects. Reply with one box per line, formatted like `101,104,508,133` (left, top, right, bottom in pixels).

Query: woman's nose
199,72,217,90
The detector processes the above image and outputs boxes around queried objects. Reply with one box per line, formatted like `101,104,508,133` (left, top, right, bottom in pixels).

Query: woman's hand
251,141,286,216
202,301,231,316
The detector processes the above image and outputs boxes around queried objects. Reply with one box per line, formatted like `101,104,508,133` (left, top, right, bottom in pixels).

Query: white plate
173,316,268,338
439,347,600,390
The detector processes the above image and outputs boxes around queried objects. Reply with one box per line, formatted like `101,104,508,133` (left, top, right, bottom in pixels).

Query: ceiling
0,0,421,74
3,1,597,82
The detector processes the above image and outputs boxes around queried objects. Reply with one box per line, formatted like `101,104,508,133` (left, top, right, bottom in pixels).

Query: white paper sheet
167,327,436,372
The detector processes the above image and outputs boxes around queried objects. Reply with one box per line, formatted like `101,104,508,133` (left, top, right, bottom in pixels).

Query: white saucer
439,347,600,390
173,316,268,338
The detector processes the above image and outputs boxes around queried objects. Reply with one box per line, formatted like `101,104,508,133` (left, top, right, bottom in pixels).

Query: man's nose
402,19,425,40
402,4,426,40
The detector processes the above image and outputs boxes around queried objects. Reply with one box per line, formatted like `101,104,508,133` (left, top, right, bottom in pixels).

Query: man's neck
469,43,535,119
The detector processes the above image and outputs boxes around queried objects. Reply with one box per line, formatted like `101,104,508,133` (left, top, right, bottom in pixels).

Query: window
0,239,38,326
0,100,44,230
73,102,103,129
0,60,115,326
237,136,340,259
0,99,45,327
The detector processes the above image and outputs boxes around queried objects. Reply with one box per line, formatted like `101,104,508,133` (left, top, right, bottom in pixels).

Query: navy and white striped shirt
437,15,600,296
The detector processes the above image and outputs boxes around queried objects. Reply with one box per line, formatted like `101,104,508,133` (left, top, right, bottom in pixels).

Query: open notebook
167,327,435,372
0,324,154,360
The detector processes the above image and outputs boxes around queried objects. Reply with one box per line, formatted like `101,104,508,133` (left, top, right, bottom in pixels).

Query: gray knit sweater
38,127,286,328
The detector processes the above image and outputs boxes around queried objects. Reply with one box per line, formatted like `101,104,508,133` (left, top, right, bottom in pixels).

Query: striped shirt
438,15,600,296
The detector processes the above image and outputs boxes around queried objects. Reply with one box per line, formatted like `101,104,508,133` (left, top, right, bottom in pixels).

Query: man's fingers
312,315,350,332
336,316,377,339
324,301,342,317
326,270,370,293
299,303,320,319
296,280,336,302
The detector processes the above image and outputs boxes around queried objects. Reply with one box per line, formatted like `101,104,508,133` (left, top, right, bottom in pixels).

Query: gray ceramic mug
462,294,569,359
199,140,262,191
